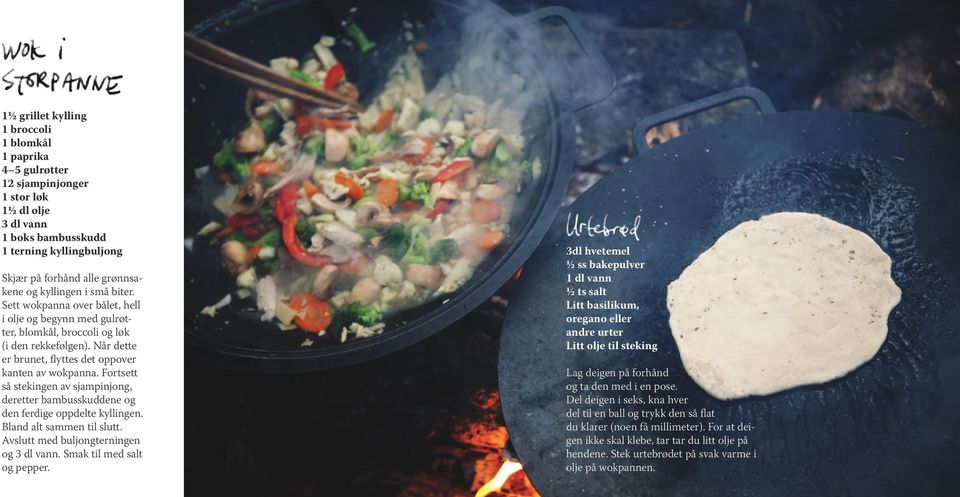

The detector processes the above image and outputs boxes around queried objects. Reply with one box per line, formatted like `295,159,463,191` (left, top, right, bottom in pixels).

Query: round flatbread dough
666,212,902,400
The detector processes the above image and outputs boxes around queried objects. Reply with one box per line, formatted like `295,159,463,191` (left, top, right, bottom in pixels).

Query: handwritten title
2,38,123,96
565,212,642,242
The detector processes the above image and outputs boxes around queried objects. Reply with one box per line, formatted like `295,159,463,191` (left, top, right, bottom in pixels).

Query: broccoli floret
429,239,458,264
213,142,250,183
404,181,433,209
347,154,369,170
335,302,383,327
399,216,435,264
254,257,281,276
259,113,282,142
259,202,275,220
296,218,314,246
381,225,409,260
347,135,376,169
303,135,325,155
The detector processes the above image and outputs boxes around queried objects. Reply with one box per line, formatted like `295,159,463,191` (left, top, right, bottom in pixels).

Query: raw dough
666,212,902,400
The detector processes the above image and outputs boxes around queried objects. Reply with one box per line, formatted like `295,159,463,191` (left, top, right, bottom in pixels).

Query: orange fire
475,459,527,497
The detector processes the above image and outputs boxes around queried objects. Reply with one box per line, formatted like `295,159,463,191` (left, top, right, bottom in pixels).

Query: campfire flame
475,459,525,497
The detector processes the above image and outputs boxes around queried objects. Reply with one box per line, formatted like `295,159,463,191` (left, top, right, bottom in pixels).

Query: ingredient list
560,212,759,477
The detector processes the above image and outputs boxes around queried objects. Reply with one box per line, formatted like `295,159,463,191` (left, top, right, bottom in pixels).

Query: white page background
1,1,184,495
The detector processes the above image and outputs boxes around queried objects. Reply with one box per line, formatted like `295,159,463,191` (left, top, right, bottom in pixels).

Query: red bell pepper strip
282,214,331,267
225,213,259,228
432,158,473,184
240,225,267,240
295,115,352,138
426,199,452,219
324,63,345,91
274,183,299,222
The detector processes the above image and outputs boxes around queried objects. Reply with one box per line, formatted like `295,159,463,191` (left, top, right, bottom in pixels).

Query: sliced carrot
250,160,284,176
470,199,502,224
414,41,429,54
477,230,504,250
372,109,394,132
338,254,369,274
287,293,333,333
374,178,399,207
245,244,262,265
334,171,365,200
302,179,320,199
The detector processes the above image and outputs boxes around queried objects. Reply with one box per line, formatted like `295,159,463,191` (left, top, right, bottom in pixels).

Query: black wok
500,88,960,496
184,0,615,371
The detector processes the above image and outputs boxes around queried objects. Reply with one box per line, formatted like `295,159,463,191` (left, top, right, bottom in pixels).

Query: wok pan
184,0,615,371
499,88,960,496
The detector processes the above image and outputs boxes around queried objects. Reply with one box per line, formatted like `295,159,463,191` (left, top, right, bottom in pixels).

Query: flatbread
666,212,902,400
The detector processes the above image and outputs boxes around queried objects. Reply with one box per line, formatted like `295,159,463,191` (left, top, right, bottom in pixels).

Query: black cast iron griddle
499,93,960,497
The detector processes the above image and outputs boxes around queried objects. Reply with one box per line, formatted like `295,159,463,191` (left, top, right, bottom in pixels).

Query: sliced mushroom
312,265,339,298
475,183,506,200
325,128,350,163
311,192,351,213
349,277,381,304
221,240,248,275
355,202,395,229
231,178,265,215
470,129,501,158
233,122,265,154
406,264,443,289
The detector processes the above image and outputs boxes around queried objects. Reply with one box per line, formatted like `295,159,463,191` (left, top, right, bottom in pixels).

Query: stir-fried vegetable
202,33,538,343
345,23,375,52
433,158,472,184
288,293,333,333
282,214,331,267
251,160,284,176
324,63,345,91
303,135,325,155
374,178,400,207
213,142,250,182
290,68,320,86
335,302,382,327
